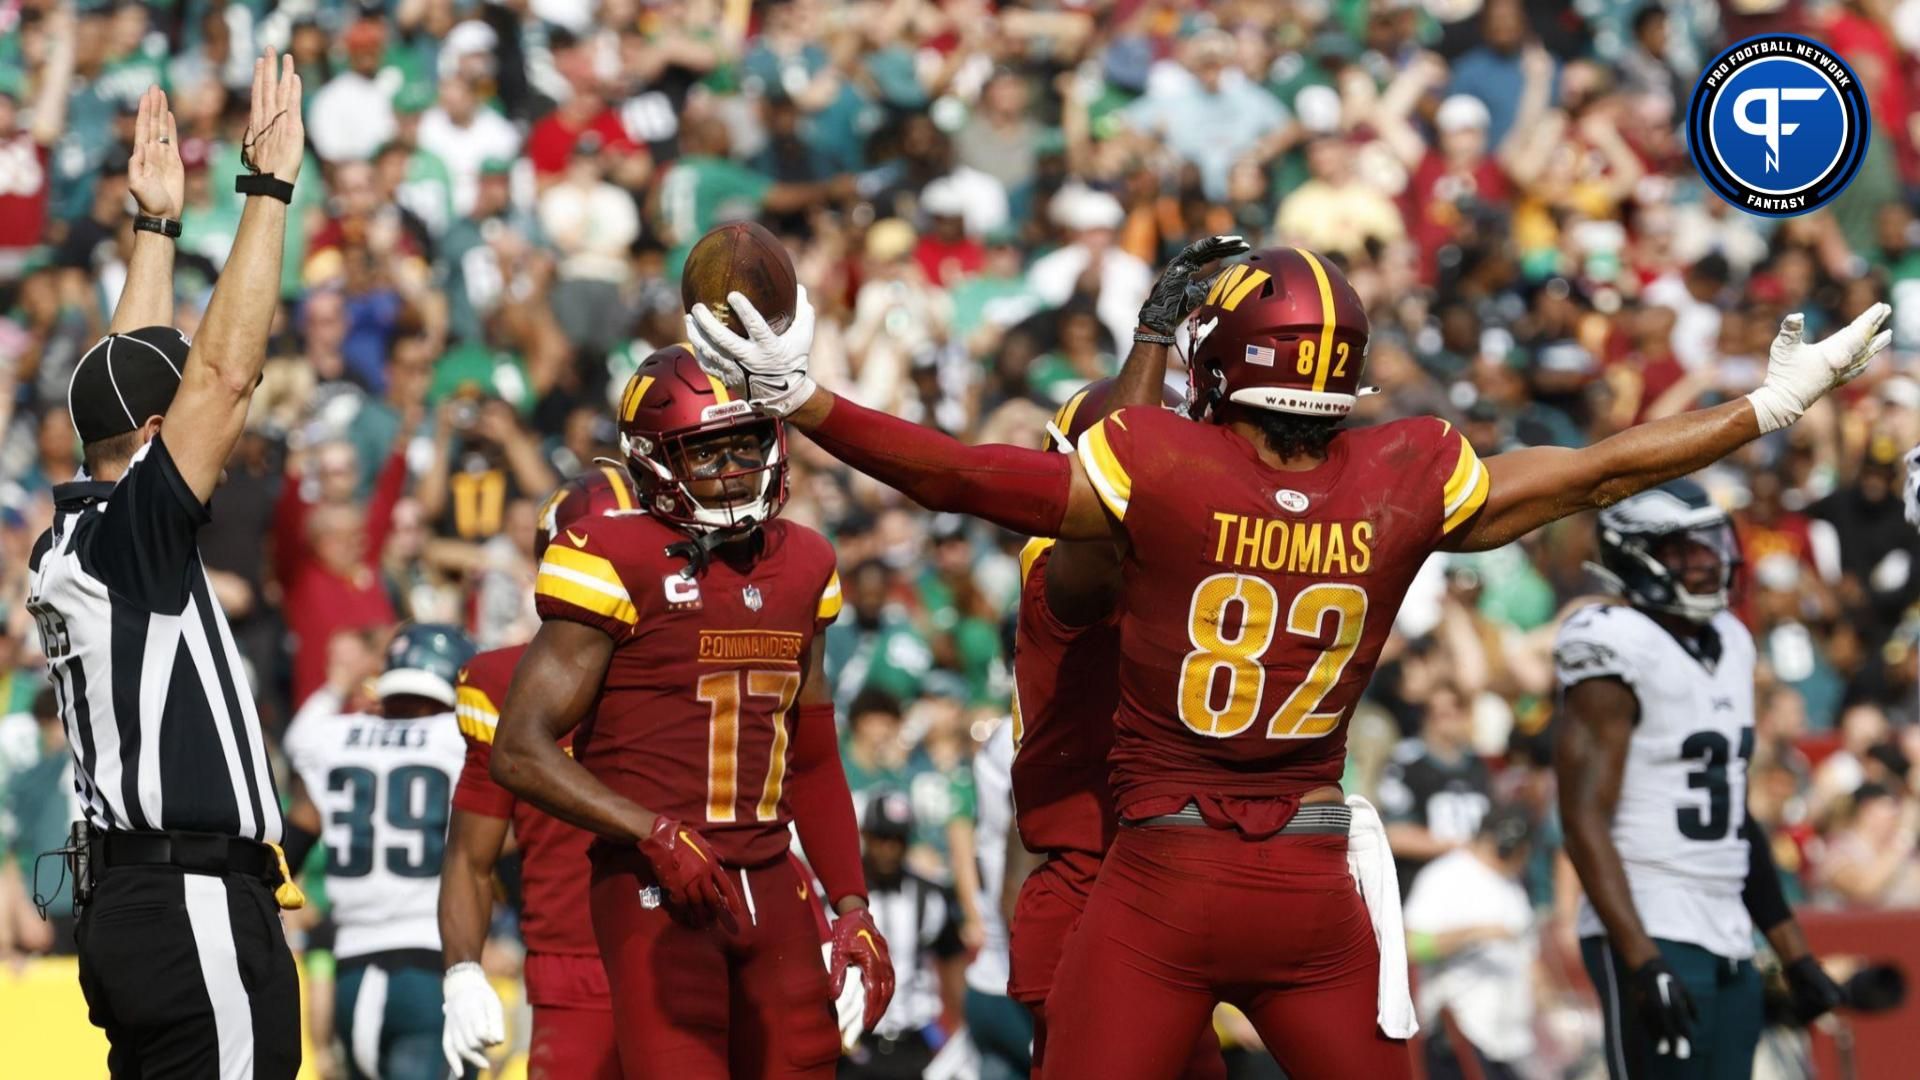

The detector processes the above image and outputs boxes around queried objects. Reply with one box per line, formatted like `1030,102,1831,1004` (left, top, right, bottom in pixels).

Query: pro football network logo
1686,34,1869,216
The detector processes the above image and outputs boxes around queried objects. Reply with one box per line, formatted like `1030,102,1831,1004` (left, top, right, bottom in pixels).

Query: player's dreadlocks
1247,411,1342,460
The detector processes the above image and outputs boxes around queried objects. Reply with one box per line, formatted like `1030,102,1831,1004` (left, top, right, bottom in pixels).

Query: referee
24,56,308,1078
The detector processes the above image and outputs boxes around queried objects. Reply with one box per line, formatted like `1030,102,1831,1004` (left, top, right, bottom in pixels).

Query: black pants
76,865,301,1079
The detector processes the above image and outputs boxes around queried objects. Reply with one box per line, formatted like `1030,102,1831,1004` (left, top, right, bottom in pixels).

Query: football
680,221,799,336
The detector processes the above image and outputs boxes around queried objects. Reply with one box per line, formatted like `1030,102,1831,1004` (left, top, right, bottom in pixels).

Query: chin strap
666,525,761,578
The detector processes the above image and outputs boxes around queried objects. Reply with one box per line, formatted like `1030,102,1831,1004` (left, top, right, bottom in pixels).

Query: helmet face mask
649,418,786,531
618,347,790,536
1594,481,1741,623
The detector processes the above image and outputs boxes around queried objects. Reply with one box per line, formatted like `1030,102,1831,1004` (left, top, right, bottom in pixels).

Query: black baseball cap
67,327,191,444
862,790,913,840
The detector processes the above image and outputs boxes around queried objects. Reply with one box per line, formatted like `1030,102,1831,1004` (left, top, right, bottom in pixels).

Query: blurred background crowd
2,0,1920,1075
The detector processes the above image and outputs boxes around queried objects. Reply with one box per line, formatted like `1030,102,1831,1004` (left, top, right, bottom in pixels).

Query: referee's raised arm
24,51,309,1080
164,50,305,501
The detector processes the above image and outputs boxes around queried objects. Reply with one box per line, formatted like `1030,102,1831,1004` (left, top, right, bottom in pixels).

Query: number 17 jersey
534,511,842,868
1074,407,1488,832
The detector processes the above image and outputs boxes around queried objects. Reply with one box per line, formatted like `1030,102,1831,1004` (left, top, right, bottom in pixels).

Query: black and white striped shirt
25,436,283,843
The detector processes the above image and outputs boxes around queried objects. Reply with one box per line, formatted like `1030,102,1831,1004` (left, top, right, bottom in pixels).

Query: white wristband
1745,385,1801,435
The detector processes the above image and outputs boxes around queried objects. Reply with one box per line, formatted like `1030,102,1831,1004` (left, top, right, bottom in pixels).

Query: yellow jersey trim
1441,438,1491,535
1076,420,1132,520
817,571,844,621
537,546,639,625
455,684,500,744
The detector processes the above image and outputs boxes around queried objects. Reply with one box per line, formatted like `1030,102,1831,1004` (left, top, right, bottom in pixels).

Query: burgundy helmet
1042,376,1185,451
533,463,640,564
1185,247,1371,421
615,344,789,533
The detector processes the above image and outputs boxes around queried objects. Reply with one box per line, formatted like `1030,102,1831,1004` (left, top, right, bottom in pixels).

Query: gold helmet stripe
1206,264,1249,306
1049,389,1090,447
1220,269,1271,312
1295,249,1338,393
621,375,655,421
599,465,633,511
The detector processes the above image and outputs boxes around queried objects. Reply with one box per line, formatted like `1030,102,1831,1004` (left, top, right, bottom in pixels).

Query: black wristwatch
133,214,182,238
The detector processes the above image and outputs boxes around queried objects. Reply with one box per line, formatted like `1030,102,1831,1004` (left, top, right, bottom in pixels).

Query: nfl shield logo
742,584,763,611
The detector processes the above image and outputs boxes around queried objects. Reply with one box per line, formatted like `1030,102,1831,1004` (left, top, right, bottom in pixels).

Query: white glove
442,962,505,1074
822,942,866,1053
684,285,819,417
1746,302,1893,433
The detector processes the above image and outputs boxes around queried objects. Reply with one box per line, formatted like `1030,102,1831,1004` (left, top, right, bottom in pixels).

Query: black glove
1136,234,1253,337
1785,956,1847,1023
1629,956,1698,1058
1842,962,1906,1013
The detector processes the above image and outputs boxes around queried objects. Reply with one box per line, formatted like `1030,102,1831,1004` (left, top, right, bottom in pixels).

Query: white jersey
1555,603,1757,959
284,707,466,960
965,722,1015,996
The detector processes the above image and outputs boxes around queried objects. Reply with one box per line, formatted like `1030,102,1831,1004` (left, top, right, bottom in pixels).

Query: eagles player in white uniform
284,624,476,1080
1556,480,1846,1079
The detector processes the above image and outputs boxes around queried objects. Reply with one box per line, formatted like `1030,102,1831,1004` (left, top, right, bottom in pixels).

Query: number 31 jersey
1554,602,1757,959
534,511,841,867
1074,406,1488,831
283,705,467,960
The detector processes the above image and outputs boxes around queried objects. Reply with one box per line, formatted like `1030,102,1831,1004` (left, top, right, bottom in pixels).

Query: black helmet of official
374,623,476,708
1592,479,1741,623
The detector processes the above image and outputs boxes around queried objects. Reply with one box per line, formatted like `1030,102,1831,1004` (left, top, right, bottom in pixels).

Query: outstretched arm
1452,398,1757,551
1452,304,1893,553
164,51,305,501
789,387,1115,539
691,237,1249,543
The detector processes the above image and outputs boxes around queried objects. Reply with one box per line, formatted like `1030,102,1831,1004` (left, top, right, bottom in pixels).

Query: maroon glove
638,816,743,935
827,907,895,1032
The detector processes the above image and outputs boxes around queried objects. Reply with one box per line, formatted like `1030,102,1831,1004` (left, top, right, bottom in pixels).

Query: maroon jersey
1010,540,1121,857
0,134,50,251
534,512,842,867
1075,406,1489,833
451,644,600,956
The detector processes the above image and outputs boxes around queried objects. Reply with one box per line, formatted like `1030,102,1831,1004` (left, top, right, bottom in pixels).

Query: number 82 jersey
1554,602,1758,959
1074,406,1488,828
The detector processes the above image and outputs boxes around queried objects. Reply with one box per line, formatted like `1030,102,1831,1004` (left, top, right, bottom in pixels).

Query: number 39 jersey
1074,407,1488,830
1554,602,1758,959
534,511,841,867
283,706,467,960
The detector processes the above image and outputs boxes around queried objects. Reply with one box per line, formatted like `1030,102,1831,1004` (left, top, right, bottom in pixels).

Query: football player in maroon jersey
1007,378,1226,1080
487,346,893,1079
438,465,634,1080
688,245,1891,1078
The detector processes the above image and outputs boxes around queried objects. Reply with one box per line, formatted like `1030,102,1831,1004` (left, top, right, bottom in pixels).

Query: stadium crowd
2,0,1920,1075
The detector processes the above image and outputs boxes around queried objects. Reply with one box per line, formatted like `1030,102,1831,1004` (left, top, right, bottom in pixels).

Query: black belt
92,828,282,884
1125,802,1353,835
